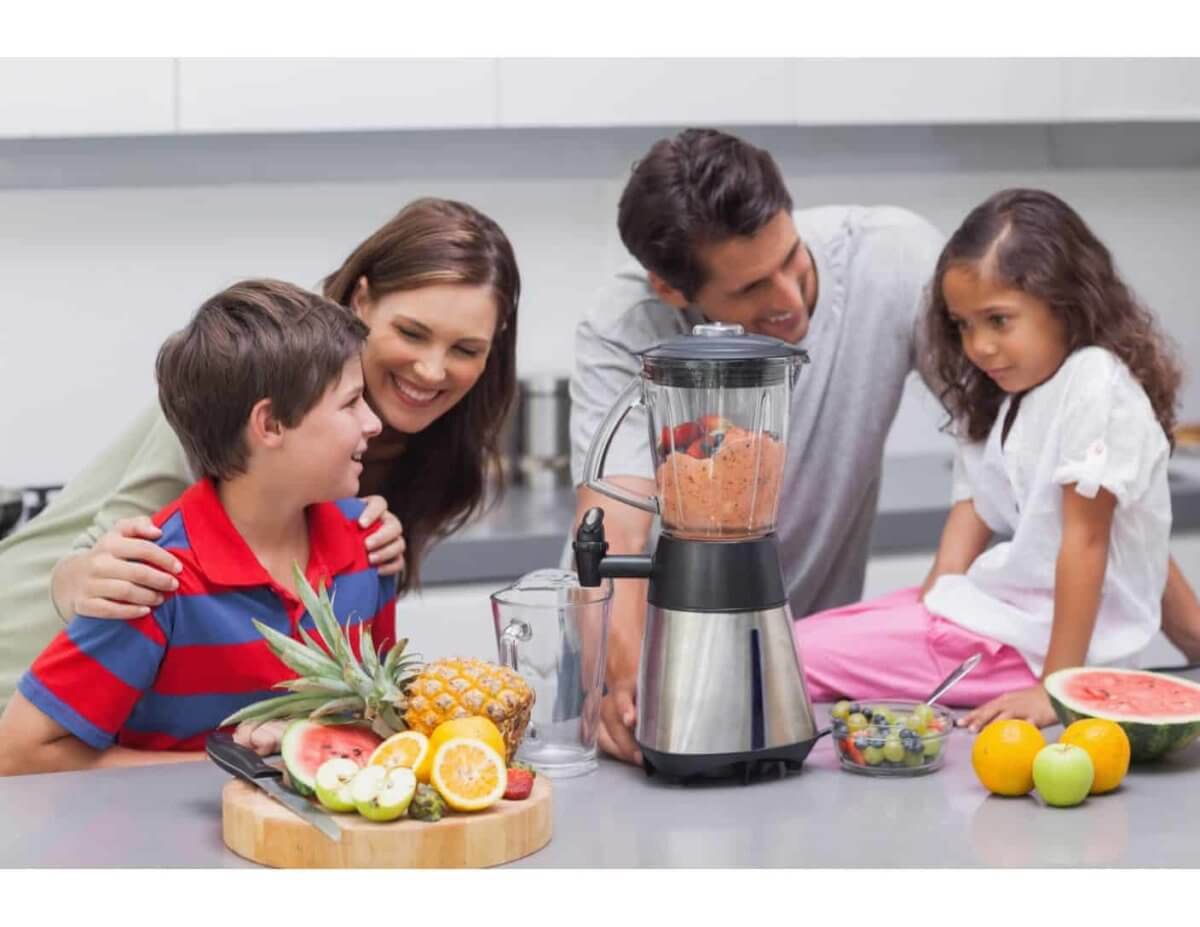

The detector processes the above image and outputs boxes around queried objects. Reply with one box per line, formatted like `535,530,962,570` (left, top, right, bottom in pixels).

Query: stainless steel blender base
636,603,819,764
639,734,828,784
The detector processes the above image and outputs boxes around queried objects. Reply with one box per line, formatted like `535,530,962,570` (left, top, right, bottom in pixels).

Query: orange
1059,718,1130,794
429,737,507,812
368,730,429,775
421,717,506,782
971,719,1046,796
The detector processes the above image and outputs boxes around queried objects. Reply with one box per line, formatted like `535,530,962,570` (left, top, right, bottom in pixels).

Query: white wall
3,123,1200,485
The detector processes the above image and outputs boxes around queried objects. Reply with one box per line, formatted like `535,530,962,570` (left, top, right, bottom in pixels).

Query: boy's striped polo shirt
18,478,396,752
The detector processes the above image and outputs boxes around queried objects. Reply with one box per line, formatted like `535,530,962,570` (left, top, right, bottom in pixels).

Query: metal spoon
923,653,983,707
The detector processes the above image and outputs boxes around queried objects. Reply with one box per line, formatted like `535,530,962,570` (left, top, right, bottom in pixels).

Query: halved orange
430,737,507,812
422,717,507,781
368,731,430,776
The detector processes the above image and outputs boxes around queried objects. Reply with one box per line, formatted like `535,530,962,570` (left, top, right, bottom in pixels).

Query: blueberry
853,733,869,751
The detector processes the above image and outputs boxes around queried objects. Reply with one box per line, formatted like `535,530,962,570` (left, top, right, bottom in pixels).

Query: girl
0,198,520,739
792,188,1181,731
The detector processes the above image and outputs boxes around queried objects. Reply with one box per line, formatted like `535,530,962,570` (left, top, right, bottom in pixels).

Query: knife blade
206,732,342,842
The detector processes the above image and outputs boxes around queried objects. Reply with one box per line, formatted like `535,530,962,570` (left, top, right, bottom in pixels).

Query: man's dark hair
617,129,793,301
156,279,369,480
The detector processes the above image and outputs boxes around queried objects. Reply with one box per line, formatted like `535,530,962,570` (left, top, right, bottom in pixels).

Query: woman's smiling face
353,279,498,434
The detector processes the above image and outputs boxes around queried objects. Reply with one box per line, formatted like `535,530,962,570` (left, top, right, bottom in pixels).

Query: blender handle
582,377,660,515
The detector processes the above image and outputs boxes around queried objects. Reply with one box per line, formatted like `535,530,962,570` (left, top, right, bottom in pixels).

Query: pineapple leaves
251,619,340,679
309,696,366,719
219,692,331,727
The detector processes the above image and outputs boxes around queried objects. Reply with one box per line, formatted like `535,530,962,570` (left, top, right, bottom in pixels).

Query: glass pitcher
583,323,808,539
491,569,613,778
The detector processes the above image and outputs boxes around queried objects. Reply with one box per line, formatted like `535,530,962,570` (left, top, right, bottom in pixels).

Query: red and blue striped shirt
19,478,396,752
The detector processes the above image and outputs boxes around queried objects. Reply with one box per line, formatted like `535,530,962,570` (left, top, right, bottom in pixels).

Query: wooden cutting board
222,775,552,868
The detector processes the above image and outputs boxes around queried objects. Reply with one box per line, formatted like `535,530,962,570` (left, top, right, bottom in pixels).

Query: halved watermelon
1045,667,1200,763
279,720,383,797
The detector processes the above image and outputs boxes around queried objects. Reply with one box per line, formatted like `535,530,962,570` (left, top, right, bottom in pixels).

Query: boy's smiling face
281,356,382,501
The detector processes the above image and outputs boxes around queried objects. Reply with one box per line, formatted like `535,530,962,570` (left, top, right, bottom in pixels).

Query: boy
0,280,390,775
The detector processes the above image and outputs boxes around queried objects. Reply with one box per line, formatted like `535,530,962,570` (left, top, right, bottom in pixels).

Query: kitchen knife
205,732,342,842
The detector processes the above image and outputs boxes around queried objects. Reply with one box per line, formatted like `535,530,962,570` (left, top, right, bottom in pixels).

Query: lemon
429,737,507,812
369,730,430,777
421,717,506,782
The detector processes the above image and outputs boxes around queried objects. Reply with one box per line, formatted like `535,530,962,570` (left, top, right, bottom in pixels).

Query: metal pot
511,375,572,491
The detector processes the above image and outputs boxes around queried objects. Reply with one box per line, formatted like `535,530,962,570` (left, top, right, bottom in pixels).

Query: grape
882,739,905,763
831,700,852,722
863,746,885,766
847,713,869,733
913,703,936,728
903,713,927,734
924,738,943,760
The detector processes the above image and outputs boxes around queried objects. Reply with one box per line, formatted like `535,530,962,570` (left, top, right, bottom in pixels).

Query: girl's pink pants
792,587,1038,706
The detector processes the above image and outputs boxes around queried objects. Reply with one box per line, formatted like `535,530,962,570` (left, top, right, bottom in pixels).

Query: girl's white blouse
923,346,1171,676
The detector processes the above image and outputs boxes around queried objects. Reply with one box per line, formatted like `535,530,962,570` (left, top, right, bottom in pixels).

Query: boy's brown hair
156,279,369,480
617,128,793,301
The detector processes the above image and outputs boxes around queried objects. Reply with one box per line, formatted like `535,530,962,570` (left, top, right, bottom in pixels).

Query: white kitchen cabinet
176,58,497,133
792,59,1062,125
1063,59,1200,121
497,58,794,127
0,59,174,138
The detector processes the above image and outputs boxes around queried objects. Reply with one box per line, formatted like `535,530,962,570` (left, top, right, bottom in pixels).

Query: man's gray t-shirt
569,205,944,618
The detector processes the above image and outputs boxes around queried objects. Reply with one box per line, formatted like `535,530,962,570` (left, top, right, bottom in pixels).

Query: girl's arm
0,692,204,777
961,484,1117,730
1042,485,1117,674
920,499,993,596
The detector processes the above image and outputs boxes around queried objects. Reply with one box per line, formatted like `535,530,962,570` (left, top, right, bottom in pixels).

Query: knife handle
206,732,282,782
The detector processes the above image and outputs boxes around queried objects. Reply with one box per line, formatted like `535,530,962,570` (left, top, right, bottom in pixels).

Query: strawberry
504,767,535,800
671,422,702,448
686,439,707,459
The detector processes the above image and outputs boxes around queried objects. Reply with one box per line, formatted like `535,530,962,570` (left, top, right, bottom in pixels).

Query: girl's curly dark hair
921,188,1181,445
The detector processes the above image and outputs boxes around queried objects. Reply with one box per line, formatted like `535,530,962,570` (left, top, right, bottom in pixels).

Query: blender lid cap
641,322,809,362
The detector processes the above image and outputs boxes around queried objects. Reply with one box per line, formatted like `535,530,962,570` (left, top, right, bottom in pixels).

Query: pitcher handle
582,376,659,515
498,619,532,672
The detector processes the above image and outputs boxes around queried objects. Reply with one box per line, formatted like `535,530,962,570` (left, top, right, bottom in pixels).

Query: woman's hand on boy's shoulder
358,495,406,578
70,516,183,621
958,684,1057,733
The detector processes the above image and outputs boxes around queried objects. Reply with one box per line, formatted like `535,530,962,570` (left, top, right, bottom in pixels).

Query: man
569,128,1200,764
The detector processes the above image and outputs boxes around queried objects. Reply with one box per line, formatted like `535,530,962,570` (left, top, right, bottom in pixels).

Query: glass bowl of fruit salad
829,700,954,777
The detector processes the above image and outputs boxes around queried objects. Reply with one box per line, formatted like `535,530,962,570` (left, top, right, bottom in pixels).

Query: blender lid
640,323,808,387
641,323,808,361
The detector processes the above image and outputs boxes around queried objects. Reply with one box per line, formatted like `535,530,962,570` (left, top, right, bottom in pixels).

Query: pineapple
221,564,534,758
403,657,534,762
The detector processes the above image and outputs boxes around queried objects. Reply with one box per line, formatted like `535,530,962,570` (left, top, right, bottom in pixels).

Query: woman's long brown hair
921,188,1181,445
323,197,519,592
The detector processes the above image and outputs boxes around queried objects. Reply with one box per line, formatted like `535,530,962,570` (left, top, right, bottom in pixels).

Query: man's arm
0,691,203,777
575,478,655,765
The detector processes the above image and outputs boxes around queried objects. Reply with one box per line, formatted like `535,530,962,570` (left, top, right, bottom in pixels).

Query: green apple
350,765,417,822
1032,744,1095,808
313,757,360,813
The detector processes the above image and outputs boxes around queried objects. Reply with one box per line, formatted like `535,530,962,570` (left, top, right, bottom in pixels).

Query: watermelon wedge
280,720,383,797
1045,667,1200,763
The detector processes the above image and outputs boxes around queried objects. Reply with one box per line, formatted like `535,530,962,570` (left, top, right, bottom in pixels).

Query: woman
0,197,520,717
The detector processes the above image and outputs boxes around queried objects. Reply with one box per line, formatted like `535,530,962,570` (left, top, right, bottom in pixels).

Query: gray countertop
4,681,1200,868
423,454,1200,586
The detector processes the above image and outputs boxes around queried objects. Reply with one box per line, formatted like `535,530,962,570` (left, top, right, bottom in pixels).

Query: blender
573,322,820,781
